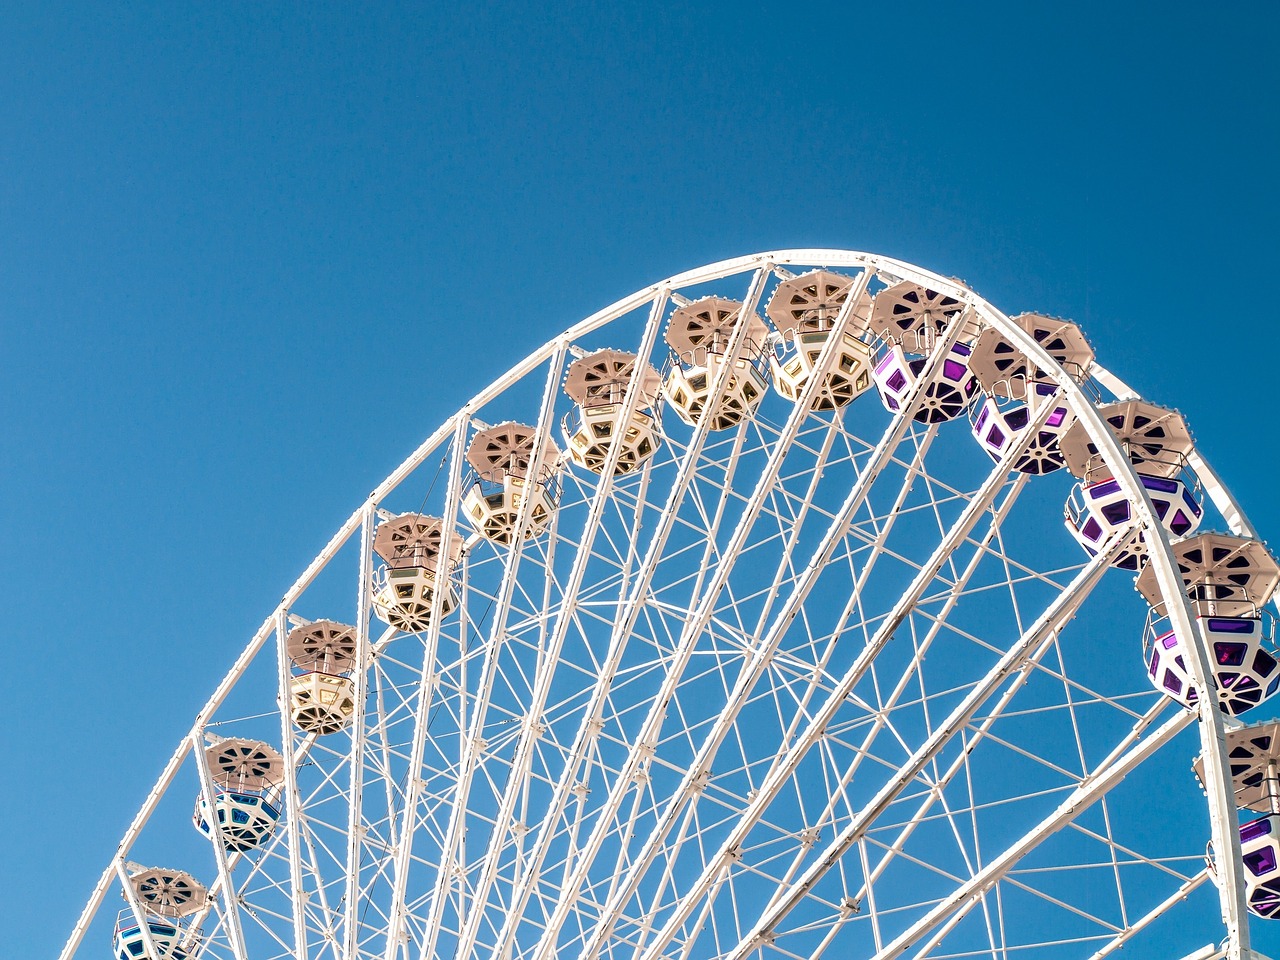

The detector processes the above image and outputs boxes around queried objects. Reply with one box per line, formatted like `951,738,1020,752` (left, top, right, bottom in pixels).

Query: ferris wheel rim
59,248,1266,960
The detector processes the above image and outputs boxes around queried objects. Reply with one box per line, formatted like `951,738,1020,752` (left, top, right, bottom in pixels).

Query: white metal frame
58,250,1264,960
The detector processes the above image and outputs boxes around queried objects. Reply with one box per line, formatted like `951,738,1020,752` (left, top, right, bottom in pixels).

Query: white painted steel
60,250,1268,960
487,267,780,960
865,707,1197,960
273,607,310,960
190,732,251,960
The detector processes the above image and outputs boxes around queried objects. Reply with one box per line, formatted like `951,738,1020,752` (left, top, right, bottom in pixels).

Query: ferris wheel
60,250,1280,960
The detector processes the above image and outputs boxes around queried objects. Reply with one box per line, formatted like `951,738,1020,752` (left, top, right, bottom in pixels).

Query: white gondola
1064,471,1203,571
286,619,359,734
113,912,193,960
969,384,1073,474
192,737,284,850
766,269,874,411
1144,606,1279,714
967,313,1093,474
1199,723,1280,918
867,280,981,421
463,421,561,544
1059,400,1202,570
370,514,462,631
193,791,283,852
872,341,978,423
562,348,662,474
1138,534,1280,714
112,865,206,960
663,296,769,430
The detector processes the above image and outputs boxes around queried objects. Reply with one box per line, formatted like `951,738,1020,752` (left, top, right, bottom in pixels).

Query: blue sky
2,0,1277,953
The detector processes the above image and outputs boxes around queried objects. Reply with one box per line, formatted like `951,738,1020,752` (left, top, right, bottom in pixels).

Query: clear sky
2,0,1277,954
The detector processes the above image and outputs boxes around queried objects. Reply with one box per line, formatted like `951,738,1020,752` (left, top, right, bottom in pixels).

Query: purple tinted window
1162,668,1183,694
1142,476,1179,493
975,408,988,431
1237,675,1259,690
1089,480,1121,499
1035,431,1057,448
1006,407,1029,430
885,397,900,411
875,353,896,374
1034,382,1056,397
943,359,967,381
1170,510,1192,535
1215,641,1249,667
1148,647,1161,676
1242,817,1275,843
1246,847,1279,878
886,370,907,392
1101,501,1130,524
1208,618,1255,634
1256,650,1278,676
953,343,972,357
1046,407,1067,427
1081,518,1103,541
1184,488,1202,514
1161,632,1179,649
909,358,928,376
987,426,1006,448
1152,498,1171,520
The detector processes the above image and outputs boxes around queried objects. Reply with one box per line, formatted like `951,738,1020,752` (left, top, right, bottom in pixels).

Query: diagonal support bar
865,706,1194,960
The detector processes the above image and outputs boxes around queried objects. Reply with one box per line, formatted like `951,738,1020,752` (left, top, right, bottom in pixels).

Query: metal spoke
60,250,1269,960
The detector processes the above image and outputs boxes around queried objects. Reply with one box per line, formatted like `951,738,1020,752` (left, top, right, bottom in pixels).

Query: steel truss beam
721,528,1131,960
629,390,1068,960
60,250,1263,960
478,265,781,960
430,288,673,960
866,707,1195,960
